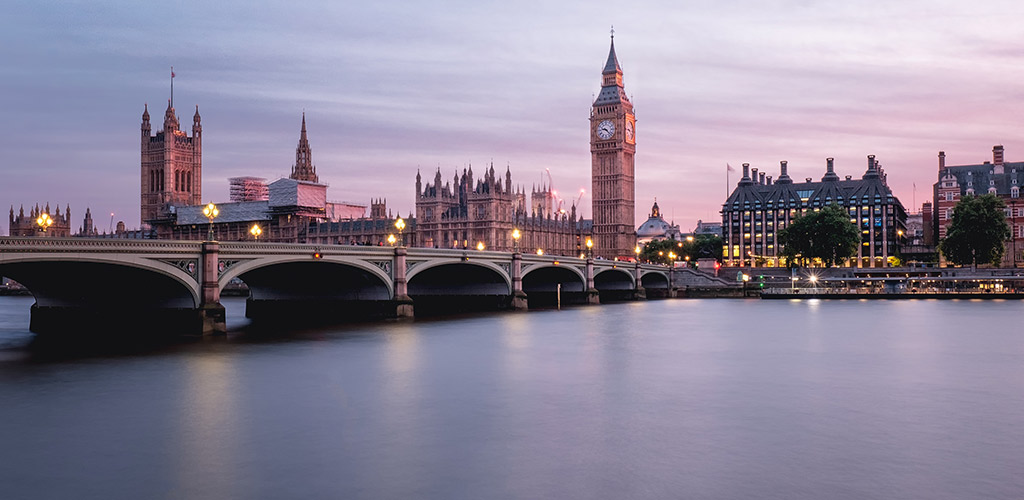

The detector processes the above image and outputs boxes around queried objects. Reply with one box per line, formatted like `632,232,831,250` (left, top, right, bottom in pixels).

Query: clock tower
590,31,636,259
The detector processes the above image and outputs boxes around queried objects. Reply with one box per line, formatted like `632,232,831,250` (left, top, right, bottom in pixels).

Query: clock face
625,120,635,142
597,120,615,140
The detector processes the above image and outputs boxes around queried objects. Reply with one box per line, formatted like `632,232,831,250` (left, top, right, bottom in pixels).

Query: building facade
413,165,589,255
933,145,1024,267
722,156,907,268
141,100,202,226
590,33,637,259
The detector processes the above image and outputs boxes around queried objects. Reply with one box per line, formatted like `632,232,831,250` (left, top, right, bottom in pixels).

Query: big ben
591,31,636,259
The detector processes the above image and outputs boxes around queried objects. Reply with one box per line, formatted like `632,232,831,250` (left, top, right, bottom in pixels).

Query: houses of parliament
9,36,639,259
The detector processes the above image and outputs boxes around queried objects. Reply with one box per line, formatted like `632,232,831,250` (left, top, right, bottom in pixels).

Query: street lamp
250,223,262,241
395,217,406,246
202,202,218,241
634,245,641,262
668,251,676,266
387,233,396,246
512,228,521,252
477,241,485,251
537,248,544,256
36,212,54,234
586,237,593,258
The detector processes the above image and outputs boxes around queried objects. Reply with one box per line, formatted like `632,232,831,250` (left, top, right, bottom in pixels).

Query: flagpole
170,66,174,108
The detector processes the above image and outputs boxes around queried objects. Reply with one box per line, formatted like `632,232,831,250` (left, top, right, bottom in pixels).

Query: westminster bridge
0,237,673,335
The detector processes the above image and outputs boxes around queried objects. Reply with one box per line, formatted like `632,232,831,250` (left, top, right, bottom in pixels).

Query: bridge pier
585,258,600,305
393,247,414,319
511,252,528,310
634,262,647,300
201,242,227,335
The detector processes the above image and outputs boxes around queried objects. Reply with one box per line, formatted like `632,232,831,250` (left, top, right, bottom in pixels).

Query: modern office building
722,156,907,268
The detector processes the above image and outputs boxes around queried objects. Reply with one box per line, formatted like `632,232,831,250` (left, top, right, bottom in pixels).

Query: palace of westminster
9,36,1024,268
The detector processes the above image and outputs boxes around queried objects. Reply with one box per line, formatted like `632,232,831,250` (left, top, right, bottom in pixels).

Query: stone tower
141,97,202,225
290,113,318,183
590,31,636,259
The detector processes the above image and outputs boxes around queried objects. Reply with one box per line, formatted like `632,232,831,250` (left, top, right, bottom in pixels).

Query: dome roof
637,216,673,238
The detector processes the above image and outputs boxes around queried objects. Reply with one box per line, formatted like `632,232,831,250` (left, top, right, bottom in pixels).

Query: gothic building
141,98,202,226
590,32,637,259
722,157,907,268
413,164,589,255
7,203,91,237
933,145,1024,267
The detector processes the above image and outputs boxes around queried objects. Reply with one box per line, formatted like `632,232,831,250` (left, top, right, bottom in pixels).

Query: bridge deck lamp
537,248,544,256
250,223,262,241
477,241,485,251
395,217,406,246
512,228,521,252
586,237,593,258
635,245,641,262
387,233,396,246
36,213,54,234
202,202,219,241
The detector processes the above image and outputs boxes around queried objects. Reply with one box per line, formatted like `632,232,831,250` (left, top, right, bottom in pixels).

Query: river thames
1,296,1023,499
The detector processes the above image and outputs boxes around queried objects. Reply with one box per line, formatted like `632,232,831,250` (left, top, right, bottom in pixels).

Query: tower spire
290,113,318,183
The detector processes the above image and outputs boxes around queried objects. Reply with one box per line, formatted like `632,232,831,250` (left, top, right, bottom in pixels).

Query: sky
3,0,1024,234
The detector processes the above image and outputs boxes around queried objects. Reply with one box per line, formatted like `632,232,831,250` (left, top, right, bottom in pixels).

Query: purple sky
3,0,1024,234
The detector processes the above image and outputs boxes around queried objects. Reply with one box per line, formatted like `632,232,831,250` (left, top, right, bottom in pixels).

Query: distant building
229,177,269,202
933,146,1024,267
414,164,589,255
692,219,722,237
722,157,907,268
141,99,202,226
636,200,681,244
152,116,412,246
9,203,74,237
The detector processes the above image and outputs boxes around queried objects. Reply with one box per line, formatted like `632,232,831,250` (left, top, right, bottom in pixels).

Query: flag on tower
727,163,735,172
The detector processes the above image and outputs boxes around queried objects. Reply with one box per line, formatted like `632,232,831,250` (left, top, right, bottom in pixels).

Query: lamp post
36,212,54,235
250,223,262,241
202,202,219,241
537,248,544,256
477,241,485,251
668,251,676,267
586,237,593,259
387,234,396,246
512,228,521,253
634,245,641,262
395,217,406,246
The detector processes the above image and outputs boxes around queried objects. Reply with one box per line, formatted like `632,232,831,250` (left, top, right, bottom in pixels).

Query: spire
290,113,318,183
142,103,150,122
604,27,622,75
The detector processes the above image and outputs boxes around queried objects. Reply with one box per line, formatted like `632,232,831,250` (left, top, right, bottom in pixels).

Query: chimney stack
780,161,788,177
766,175,772,185
759,172,765,184
994,145,1004,165
751,168,759,183
939,151,945,170
827,157,835,173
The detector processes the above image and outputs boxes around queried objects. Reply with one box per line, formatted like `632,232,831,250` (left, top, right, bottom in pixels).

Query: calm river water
1,296,1023,499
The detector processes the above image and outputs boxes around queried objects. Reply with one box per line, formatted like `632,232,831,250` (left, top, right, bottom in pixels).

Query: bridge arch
0,254,200,308
522,264,586,292
219,255,394,300
406,259,512,296
640,270,670,289
594,267,635,290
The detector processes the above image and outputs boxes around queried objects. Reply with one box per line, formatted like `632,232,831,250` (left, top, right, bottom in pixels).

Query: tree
639,235,723,266
939,194,1010,267
639,238,682,265
678,234,723,263
778,203,860,267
